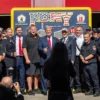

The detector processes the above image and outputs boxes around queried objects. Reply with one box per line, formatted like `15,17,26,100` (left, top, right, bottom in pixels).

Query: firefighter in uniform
80,33,100,97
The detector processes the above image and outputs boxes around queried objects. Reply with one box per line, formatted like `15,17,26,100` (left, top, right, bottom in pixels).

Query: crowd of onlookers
0,25,100,100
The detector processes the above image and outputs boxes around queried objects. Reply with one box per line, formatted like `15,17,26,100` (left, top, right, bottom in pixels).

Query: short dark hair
15,26,22,30
76,26,83,30
84,32,90,37
29,25,36,29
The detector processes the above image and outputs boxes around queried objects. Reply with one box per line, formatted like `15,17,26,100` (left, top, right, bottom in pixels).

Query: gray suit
61,36,76,62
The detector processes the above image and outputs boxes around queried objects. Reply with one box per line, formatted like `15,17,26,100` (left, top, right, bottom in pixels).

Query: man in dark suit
61,28,76,90
13,26,26,94
38,26,59,95
0,77,24,100
61,28,76,65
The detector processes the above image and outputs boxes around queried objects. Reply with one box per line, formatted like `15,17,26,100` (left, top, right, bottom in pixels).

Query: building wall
34,0,65,7
65,0,100,11
0,0,31,14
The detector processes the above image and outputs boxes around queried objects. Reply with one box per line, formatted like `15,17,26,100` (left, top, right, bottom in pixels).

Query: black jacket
44,59,76,100
0,85,24,100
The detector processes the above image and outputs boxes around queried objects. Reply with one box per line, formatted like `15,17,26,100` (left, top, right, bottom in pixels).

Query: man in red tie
13,26,26,94
38,26,59,95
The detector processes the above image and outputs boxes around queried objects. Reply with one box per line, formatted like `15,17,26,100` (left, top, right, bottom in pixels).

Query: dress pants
15,56,26,91
84,63,99,91
73,56,81,89
41,66,47,93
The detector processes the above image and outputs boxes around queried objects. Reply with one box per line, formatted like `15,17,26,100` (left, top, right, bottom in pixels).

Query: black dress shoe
74,88,81,93
93,91,100,97
43,92,47,96
21,89,27,95
85,90,93,95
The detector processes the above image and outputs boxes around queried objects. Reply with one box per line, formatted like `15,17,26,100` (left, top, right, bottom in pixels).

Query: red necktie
48,37,52,50
19,37,22,55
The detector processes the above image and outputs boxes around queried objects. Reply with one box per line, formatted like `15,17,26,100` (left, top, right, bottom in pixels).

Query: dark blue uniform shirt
80,41,97,63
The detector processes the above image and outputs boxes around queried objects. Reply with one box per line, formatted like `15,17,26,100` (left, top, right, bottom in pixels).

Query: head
97,28,100,38
1,77,13,88
86,27,93,38
51,42,68,63
84,32,91,43
29,25,37,36
45,26,52,37
76,26,83,37
15,26,22,36
93,32,99,39
98,33,100,38
1,30,7,39
6,28,13,38
62,28,68,38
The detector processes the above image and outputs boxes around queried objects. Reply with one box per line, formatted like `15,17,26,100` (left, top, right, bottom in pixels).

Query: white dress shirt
16,36,23,56
47,36,52,48
62,37,68,44
76,34,84,56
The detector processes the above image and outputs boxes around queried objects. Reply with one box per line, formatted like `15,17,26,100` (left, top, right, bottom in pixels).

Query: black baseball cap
92,28,98,33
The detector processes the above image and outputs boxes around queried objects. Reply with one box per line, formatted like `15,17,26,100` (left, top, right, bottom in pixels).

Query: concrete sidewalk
24,93,100,100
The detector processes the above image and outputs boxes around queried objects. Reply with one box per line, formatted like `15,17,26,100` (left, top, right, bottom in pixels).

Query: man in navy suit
38,26,59,95
13,26,26,94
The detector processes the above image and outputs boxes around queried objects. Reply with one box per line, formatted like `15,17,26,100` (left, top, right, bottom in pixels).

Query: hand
26,59,31,64
14,52,16,57
82,58,85,63
43,47,48,53
71,61,74,65
14,82,20,93
2,53,5,60
84,61,88,64
98,57,100,61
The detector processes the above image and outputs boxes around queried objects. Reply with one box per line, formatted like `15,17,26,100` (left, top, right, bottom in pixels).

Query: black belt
16,56,23,57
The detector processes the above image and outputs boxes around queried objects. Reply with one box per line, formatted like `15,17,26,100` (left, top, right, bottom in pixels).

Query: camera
8,67,14,78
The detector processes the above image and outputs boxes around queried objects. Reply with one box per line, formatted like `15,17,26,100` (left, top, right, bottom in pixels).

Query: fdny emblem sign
11,7,92,39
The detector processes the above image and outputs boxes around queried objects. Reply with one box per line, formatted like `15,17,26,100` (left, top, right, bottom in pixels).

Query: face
1,33,6,39
62,31,68,38
7,29,13,38
76,27,83,37
16,27,22,36
30,26,37,36
45,27,52,37
93,33,98,39
98,33,100,38
84,34,91,43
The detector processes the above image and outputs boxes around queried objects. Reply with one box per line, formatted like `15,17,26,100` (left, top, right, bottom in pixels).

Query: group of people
0,24,100,99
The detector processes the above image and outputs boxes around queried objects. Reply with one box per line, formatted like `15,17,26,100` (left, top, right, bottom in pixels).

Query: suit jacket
0,85,24,100
38,36,59,65
13,34,25,49
61,36,76,62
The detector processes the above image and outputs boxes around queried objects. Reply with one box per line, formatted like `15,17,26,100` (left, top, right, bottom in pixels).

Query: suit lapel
45,36,49,48
65,36,70,47
52,37,55,48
